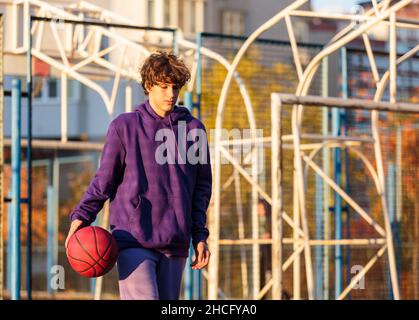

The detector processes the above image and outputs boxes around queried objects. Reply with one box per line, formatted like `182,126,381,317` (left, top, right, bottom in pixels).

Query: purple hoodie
70,100,212,257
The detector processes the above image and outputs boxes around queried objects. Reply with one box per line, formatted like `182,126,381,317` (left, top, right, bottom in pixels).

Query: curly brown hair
140,50,191,95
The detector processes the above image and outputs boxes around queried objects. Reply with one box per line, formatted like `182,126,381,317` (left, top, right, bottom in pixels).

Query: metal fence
342,48,419,299
196,32,418,299
197,33,324,299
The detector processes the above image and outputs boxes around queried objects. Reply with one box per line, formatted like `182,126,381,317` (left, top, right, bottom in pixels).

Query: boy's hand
191,241,210,270
65,219,84,249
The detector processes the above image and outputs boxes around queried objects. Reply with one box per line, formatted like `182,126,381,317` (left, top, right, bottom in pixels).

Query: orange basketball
66,226,119,278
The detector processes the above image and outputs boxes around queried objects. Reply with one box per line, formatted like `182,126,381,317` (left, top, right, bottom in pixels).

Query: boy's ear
145,83,152,93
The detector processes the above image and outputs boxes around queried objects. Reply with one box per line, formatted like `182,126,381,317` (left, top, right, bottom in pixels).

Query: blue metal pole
90,152,100,297
46,185,54,294
315,174,323,300
184,243,194,300
183,91,194,300
322,57,330,300
343,113,351,299
194,32,203,298
340,47,351,299
193,260,201,300
333,109,342,300
333,48,344,299
7,191,13,293
47,157,59,294
90,217,99,297
196,32,202,120
26,13,33,300
11,78,22,300
184,91,193,113
387,163,395,300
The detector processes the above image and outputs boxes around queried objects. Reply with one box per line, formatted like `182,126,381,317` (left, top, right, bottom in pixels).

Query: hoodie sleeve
191,125,212,246
70,120,126,225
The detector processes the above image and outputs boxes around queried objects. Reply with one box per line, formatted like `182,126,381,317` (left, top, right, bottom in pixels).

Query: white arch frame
211,0,418,300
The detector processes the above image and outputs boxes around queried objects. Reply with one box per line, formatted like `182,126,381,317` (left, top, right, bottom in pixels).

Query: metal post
183,91,194,300
61,72,68,143
184,91,193,113
322,56,330,300
7,191,12,293
385,12,400,299
315,171,323,300
46,185,54,294
11,78,22,300
341,47,351,299
91,153,101,299
47,156,59,295
183,91,204,300
333,48,344,299
196,32,202,120
26,13,33,300
90,188,100,298
193,249,202,300
293,172,300,299
316,56,328,300
271,94,283,300
184,243,194,300
387,163,395,299
395,60,403,299
195,33,203,297
90,213,98,298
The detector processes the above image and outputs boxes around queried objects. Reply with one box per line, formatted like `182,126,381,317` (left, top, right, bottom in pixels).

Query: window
33,77,81,104
221,10,245,36
146,0,203,35
180,0,196,35
148,0,154,26
164,0,171,27
48,78,57,98
177,0,204,36
34,77,59,102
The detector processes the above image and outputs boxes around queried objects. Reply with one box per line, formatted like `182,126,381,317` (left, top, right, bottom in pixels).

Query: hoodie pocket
128,195,152,241
128,195,189,245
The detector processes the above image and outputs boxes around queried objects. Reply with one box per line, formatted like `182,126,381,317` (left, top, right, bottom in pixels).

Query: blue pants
117,247,186,300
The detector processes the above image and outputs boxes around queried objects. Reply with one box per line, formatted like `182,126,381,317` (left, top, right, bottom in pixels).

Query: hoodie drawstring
169,113,180,162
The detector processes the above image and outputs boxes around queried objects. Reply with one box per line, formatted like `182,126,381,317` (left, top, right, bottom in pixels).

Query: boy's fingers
191,257,198,266
65,220,84,249
193,249,210,270
201,257,209,268
193,255,204,269
204,250,211,264
191,243,210,269
202,250,210,268
193,254,203,269
65,233,73,249
198,249,204,263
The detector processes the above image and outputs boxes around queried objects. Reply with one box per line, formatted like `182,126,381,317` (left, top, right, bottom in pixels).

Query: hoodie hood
135,100,192,153
135,99,191,126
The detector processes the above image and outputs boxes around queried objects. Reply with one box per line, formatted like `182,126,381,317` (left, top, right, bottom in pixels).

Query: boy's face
148,82,181,117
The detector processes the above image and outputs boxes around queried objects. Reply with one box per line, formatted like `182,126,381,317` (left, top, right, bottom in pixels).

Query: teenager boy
65,51,212,300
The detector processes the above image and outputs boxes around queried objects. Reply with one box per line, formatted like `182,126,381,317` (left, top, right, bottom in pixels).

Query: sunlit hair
140,50,191,95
